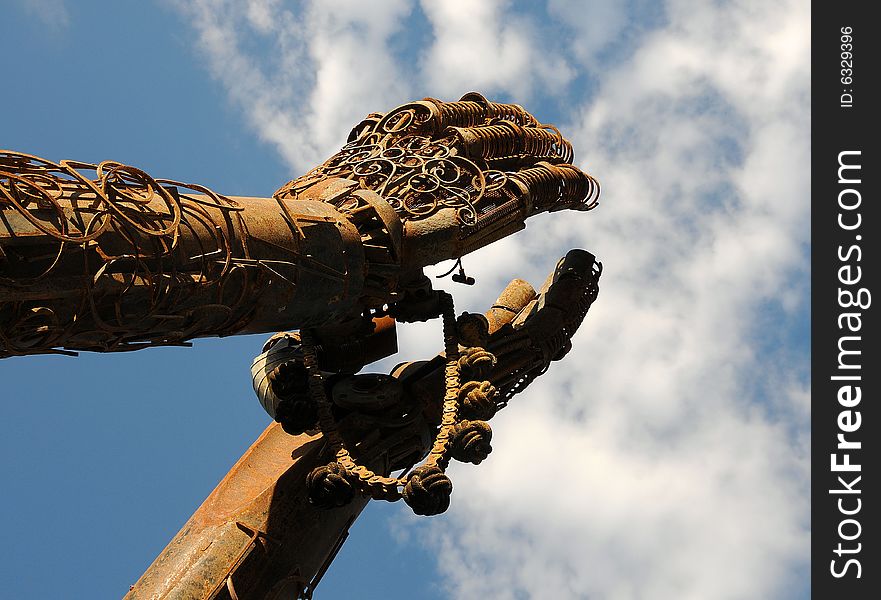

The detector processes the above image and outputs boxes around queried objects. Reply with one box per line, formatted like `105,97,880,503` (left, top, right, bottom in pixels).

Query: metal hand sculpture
128,250,601,599
2,93,603,599
0,93,598,358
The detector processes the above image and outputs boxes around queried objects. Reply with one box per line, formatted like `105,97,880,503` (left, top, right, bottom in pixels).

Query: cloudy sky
1,1,810,598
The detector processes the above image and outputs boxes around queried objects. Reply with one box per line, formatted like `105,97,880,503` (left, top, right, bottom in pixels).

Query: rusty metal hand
274,92,599,275
394,248,601,421
250,249,601,514
127,249,602,597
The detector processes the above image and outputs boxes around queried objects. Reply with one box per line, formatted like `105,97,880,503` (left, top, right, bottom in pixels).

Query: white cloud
244,0,280,34
547,0,630,66
419,0,575,100
173,1,810,598
415,2,810,598
171,0,414,173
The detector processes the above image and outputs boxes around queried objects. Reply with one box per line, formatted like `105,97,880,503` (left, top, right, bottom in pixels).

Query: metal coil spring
509,163,600,212
485,101,537,126
450,122,573,164
458,92,538,127
422,98,484,130
423,93,538,131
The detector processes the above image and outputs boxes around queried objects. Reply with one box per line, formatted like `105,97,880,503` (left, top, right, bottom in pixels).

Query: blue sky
1,1,809,599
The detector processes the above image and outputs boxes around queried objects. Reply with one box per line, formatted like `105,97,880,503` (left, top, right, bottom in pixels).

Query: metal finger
447,121,573,169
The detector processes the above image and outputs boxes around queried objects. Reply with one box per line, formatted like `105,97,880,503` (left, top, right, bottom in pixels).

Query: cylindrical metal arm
125,423,370,600
0,153,402,358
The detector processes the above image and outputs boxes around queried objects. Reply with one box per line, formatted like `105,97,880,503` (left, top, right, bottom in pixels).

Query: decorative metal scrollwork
274,92,600,234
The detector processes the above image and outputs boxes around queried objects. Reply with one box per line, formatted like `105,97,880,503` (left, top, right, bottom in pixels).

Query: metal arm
126,250,601,599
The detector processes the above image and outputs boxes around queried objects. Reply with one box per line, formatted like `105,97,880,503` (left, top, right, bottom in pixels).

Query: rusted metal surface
276,92,600,269
249,249,602,515
2,93,598,358
485,278,537,333
0,156,372,357
130,250,601,597
125,424,370,599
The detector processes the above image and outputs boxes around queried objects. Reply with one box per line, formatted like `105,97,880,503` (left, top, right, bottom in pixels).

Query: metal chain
300,291,461,502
